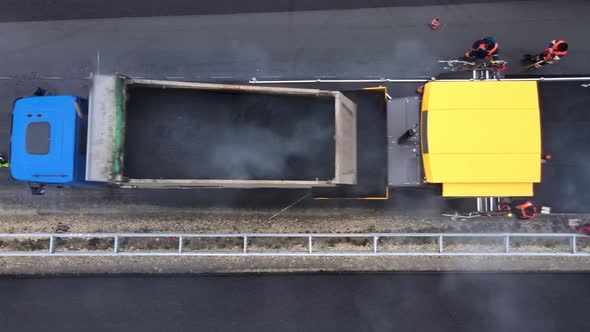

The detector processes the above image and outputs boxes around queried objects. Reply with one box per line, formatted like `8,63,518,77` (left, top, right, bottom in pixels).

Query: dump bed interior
85,75,357,188
124,86,335,181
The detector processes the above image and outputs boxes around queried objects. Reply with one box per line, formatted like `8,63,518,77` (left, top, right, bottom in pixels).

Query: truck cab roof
11,96,79,183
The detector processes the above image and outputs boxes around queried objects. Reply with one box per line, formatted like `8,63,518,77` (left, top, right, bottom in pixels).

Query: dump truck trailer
10,74,544,201
10,74,358,191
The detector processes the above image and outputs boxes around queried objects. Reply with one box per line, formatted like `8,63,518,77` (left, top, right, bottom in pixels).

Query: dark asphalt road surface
1,273,589,332
0,1,588,213
0,0,564,22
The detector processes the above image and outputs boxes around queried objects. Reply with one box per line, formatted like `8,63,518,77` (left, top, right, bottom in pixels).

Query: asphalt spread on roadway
0,0,561,22
0,1,588,213
1,273,589,332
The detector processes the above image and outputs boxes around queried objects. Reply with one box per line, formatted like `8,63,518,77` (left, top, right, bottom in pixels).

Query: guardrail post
308,236,313,254
438,235,443,253
373,236,378,254
178,236,183,254
114,236,119,254
571,235,577,254
504,236,510,254
49,236,55,254
243,236,248,254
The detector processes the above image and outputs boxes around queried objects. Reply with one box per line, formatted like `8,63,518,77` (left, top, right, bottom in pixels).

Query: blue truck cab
10,95,93,193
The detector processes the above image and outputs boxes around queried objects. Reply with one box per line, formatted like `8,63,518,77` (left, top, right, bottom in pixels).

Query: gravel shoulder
4,256,590,275
0,207,585,234
1,208,589,274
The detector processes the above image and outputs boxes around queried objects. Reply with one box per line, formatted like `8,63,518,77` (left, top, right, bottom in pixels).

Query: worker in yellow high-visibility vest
0,153,9,168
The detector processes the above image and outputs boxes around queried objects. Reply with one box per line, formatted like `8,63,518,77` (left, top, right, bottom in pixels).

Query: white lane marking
211,76,232,79
582,84,590,88
96,51,101,74
40,76,62,79
0,76,11,79
166,76,185,79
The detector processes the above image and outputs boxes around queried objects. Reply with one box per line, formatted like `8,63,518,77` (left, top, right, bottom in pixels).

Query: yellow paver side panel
427,109,540,154
422,81,539,110
428,154,541,183
421,83,431,111
422,154,433,182
443,183,533,197
421,81,541,189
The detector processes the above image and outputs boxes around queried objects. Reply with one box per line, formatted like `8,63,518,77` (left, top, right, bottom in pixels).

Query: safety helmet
515,201,537,219
483,36,497,49
552,40,568,55
476,40,495,51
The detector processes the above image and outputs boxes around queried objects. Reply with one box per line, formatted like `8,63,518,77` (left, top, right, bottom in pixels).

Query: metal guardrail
0,232,588,257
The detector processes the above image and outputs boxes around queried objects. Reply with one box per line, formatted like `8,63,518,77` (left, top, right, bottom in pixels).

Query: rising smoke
123,86,336,181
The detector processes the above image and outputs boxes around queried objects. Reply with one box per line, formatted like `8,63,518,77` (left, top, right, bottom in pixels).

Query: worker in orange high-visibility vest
500,200,538,220
527,40,568,68
464,36,500,61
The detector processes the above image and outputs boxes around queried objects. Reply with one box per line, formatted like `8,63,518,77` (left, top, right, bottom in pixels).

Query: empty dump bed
86,75,357,188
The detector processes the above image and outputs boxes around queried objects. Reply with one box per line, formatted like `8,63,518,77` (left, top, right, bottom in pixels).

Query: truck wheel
30,186,45,195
